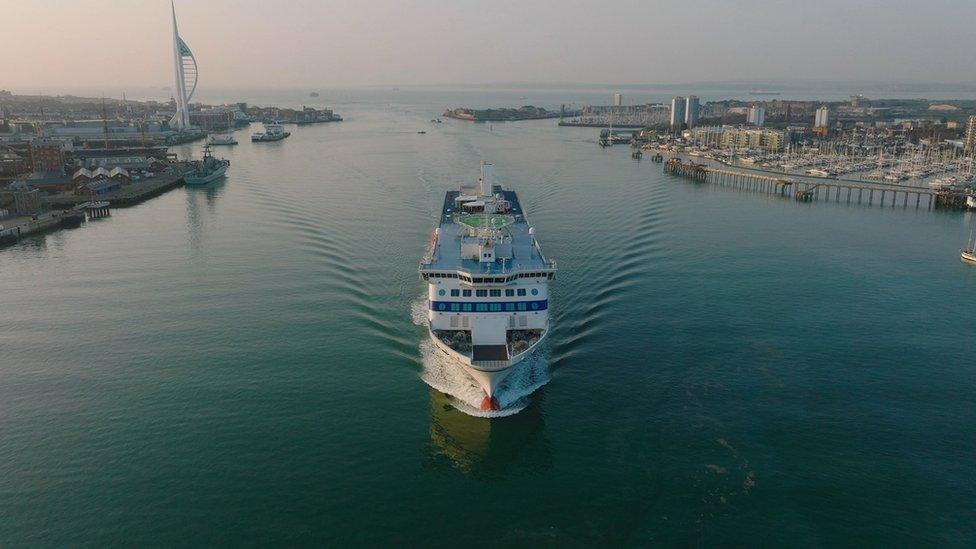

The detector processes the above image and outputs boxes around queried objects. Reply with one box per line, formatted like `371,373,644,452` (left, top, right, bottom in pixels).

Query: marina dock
664,158,970,209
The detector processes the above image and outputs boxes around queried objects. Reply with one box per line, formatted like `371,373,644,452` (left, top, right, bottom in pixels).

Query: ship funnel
480,161,494,196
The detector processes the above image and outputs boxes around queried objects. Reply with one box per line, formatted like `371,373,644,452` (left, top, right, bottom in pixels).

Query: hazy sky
4,0,975,90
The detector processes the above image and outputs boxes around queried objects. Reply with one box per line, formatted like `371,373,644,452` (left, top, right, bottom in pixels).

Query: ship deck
424,189,551,274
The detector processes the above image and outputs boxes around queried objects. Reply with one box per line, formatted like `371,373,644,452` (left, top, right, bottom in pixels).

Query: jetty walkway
664,158,970,209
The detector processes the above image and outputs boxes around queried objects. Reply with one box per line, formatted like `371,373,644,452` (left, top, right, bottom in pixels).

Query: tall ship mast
419,163,556,411
169,1,197,132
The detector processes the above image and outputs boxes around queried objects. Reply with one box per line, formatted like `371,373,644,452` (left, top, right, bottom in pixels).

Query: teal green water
3,90,976,545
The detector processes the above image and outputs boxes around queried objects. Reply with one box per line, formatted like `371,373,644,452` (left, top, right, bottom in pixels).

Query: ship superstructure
420,162,555,411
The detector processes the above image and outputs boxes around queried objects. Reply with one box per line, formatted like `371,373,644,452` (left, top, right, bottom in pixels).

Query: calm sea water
2,89,976,545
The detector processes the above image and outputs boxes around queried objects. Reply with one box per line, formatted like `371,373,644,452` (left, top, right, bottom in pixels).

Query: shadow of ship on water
424,387,552,478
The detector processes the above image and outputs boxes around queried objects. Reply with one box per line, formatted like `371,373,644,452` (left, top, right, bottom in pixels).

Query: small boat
209,134,238,146
251,121,291,142
417,130,427,134
962,226,976,264
184,144,230,186
310,92,319,97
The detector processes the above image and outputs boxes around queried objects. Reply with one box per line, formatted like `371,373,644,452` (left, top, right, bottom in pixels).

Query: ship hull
251,132,291,142
184,165,227,186
428,323,548,399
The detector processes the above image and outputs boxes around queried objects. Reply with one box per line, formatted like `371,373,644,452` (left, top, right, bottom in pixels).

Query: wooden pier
663,158,969,210
76,201,111,219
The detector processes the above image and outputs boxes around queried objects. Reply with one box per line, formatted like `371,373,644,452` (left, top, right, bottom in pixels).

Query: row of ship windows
433,301,545,312
427,272,552,283
438,288,539,297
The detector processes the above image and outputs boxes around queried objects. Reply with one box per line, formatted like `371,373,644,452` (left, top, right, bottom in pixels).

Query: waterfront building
690,125,785,152
21,171,73,193
0,149,29,181
815,106,830,128
169,2,198,132
569,104,669,127
189,110,234,131
28,139,65,174
670,96,687,129
685,95,700,129
79,178,121,196
612,93,622,107
965,115,976,153
747,105,766,126
690,126,725,149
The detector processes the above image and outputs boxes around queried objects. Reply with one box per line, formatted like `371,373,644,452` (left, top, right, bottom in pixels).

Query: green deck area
457,214,514,229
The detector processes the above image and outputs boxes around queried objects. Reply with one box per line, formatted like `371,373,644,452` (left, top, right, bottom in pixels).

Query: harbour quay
0,163,193,247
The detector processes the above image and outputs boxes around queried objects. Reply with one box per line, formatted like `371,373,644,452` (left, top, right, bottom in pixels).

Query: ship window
517,289,527,296
517,302,527,311
504,303,515,311
505,289,515,297
462,303,472,312
489,289,501,297
450,289,460,297
437,303,446,311
476,290,488,297
531,302,540,310
450,303,460,312
489,303,502,312
531,288,539,296
475,303,488,312
462,290,472,297
438,289,446,296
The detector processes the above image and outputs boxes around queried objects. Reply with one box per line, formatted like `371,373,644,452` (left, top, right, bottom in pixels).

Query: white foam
412,296,552,417
417,338,551,418
410,297,429,327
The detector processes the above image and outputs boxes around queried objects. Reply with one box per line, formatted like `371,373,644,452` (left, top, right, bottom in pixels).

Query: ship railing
419,263,557,276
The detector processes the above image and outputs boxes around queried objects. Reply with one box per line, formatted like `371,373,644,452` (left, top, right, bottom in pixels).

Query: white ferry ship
419,162,556,411
251,121,291,142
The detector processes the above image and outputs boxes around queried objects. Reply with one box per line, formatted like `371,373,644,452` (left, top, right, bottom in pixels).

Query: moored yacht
963,227,976,264
419,162,555,411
